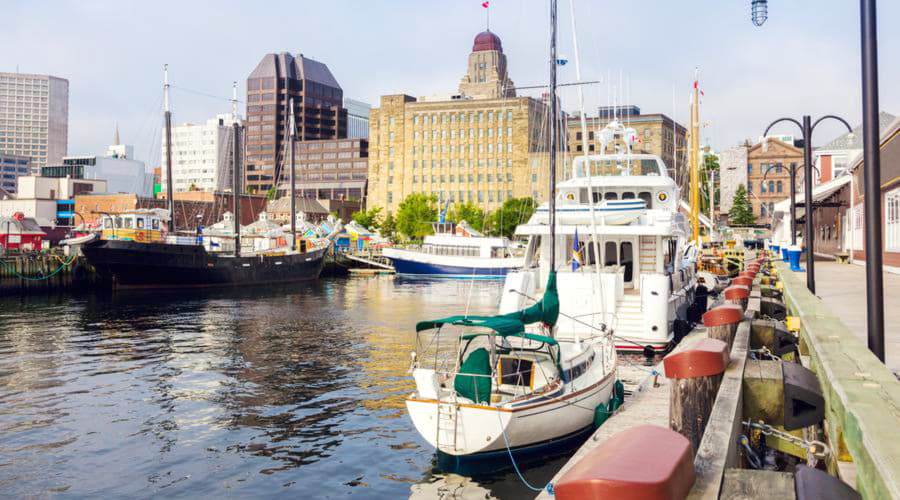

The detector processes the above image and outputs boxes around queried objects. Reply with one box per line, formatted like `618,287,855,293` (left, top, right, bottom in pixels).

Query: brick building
565,107,687,182
75,192,267,231
278,138,368,202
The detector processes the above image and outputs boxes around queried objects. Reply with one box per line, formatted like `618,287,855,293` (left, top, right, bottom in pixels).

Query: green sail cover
501,270,559,327
454,347,492,403
414,271,559,336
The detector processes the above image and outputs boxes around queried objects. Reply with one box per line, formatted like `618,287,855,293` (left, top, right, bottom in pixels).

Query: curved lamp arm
763,117,803,137
811,115,853,135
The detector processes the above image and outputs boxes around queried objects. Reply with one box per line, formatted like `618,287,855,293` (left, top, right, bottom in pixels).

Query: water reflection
0,277,579,498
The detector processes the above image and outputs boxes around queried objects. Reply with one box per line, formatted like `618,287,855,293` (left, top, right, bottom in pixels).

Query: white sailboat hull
406,343,615,456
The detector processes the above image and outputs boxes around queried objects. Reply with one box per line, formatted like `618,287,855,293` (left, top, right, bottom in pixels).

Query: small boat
535,198,647,226
382,221,522,278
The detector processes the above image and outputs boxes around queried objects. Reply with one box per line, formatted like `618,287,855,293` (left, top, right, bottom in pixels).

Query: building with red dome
459,30,516,100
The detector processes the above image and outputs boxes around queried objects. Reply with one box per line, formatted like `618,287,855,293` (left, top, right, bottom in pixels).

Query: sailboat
80,68,328,289
405,1,621,460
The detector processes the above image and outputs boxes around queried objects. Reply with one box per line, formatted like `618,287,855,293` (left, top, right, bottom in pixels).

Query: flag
693,80,705,96
482,1,489,8
572,228,583,271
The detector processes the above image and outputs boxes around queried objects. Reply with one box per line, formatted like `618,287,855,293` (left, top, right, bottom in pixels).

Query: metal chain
742,420,830,465
749,346,782,361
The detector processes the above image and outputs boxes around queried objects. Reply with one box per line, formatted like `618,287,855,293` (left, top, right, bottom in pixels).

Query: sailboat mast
163,65,175,233
549,0,558,271
232,82,242,258
289,97,297,251
690,69,701,242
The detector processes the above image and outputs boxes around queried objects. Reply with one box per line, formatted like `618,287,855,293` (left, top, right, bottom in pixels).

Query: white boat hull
406,343,615,456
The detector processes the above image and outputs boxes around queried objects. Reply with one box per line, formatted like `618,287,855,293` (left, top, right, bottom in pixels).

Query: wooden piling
663,338,730,455
703,304,743,351
724,284,750,311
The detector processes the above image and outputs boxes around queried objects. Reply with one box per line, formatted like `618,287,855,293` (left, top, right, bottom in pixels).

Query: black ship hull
81,239,327,289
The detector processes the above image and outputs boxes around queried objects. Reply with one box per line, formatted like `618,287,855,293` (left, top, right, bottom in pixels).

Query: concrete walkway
811,261,900,372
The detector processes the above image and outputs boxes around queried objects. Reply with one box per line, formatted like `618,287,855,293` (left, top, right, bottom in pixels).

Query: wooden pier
538,254,899,499
0,254,92,295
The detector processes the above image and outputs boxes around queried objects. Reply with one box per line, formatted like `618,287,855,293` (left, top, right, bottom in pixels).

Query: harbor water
0,277,577,498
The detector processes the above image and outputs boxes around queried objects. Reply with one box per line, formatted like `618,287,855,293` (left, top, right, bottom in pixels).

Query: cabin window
622,192,636,200
115,217,123,228
638,191,652,206
604,192,618,200
499,358,533,387
152,219,160,230
136,218,145,229
103,218,113,229
604,242,618,266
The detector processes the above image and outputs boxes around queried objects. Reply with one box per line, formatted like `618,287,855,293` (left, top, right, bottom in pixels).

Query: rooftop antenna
483,1,490,31
231,81,238,118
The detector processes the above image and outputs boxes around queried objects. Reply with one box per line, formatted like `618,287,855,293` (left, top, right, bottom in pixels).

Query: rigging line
170,84,245,104
567,0,606,331
508,288,646,349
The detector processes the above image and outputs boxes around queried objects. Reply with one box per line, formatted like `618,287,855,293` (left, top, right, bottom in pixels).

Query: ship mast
548,0,558,271
289,97,297,251
232,81,242,257
689,68,701,243
163,65,175,233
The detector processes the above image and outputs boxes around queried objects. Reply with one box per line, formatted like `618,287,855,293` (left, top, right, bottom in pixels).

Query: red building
0,213,46,252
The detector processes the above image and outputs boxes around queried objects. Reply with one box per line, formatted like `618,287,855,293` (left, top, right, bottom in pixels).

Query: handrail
778,262,900,499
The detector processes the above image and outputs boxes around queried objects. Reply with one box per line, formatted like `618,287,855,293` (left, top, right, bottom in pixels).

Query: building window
768,181,775,193
388,192,393,203
887,187,900,251
760,181,766,193
747,163,753,175
776,181,783,193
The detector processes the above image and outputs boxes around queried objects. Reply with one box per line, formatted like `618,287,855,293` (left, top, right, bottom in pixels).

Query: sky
6,0,900,166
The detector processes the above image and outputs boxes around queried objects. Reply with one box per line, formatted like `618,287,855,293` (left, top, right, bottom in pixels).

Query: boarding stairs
612,293,644,339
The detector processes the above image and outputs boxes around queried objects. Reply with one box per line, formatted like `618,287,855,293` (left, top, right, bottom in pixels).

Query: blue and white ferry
382,222,523,278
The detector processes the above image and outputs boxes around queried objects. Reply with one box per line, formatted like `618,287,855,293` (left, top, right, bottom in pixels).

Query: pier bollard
663,338,730,455
732,276,753,288
554,425,695,500
703,304,743,352
724,284,750,311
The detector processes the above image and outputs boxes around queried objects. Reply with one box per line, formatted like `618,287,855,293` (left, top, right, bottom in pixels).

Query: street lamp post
763,115,852,295
860,0,885,361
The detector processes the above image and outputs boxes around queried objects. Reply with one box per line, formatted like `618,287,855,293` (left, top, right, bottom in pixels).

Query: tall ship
80,68,329,289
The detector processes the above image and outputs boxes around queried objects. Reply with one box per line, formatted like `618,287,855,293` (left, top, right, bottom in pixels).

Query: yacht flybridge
504,126,697,352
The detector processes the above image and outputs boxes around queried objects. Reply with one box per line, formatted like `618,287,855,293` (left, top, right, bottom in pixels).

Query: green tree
447,202,486,232
351,207,383,231
395,193,438,240
728,184,756,225
485,198,536,238
380,212,397,242
700,154,720,215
